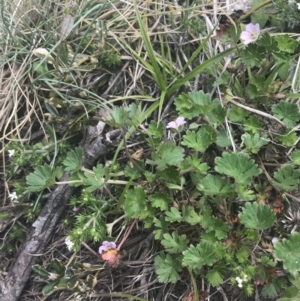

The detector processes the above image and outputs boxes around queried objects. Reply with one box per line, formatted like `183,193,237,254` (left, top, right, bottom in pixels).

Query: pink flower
98,241,117,254
240,23,260,45
166,117,186,129
99,241,121,267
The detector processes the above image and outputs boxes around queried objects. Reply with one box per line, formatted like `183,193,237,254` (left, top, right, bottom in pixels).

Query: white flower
297,3,300,10
8,149,15,157
9,192,18,201
65,236,74,251
238,283,243,288
240,23,260,45
235,276,243,283
243,274,248,281
48,273,59,280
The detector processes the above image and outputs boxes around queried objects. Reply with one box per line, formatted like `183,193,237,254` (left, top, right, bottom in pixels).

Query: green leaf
180,154,209,173
250,0,270,27
216,130,232,147
26,164,61,192
211,219,230,240
32,265,51,278
207,104,226,125
153,217,169,240
236,247,249,264
67,275,79,290
275,35,298,53
246,84,259,99
215,152,262,185
105,106,130,127
42,279,61,296
149,192,172,211
278,62,290,81
63,147,82,171
250,74,265,91
147,120,164,138
182,242,216,269
241,133,269,154
127,102,144,125
277,130,298,147
258,33,278,52
86,274,97,289
236,183,256,201
161,232,189,254
274,51,290,64
154,252,182,283
277,295,300,301
289,274,300,290
273,165,300,191
198,174,234,196
274,232,300,276
51,259,66,275
245,116,263,134
240,44,265,68
144,171,156,182
157,167,180,183
239,202,276,230
182,206,202,225
181,126,216,153
272,101,300,128
124,164,142,179
165,207,183,222
124,186,146,218
83,165,106,192
282,286,299,298
261,283,280,298
228,105,250,122
206,268,224,287
32,61,50,78
291,150,300,165
259,255,276,267
151,142,184,170
174,91,218,119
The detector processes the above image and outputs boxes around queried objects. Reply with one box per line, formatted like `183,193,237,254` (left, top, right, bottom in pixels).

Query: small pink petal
240,32,252,40
245,23,255,32
253,23,260,32
98,246,108,254
166,121,177,129
102,241,112,246
99,241,117,254
175,117,186,126
109,242,116,249
166,117,186,129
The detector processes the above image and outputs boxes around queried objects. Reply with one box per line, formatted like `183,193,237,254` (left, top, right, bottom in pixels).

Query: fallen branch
1,125,108,301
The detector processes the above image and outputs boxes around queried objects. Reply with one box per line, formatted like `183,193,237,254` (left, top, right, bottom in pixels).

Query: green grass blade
168,47,236,95
133,1,167,90
178,24,218,78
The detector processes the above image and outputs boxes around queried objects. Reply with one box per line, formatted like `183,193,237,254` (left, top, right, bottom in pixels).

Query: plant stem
117,217,138,251
239,0,272,22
